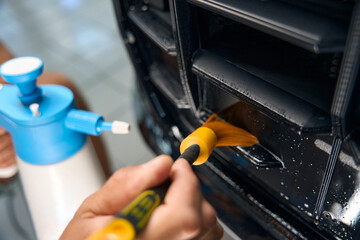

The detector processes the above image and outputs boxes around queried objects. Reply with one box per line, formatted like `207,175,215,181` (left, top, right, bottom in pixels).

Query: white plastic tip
30,103,41,117
112,121,130,134
0,84,3,90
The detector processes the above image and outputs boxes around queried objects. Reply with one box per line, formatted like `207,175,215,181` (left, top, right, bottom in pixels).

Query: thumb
78,155,173,216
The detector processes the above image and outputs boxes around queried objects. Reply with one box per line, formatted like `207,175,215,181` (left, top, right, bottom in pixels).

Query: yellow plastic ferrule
180,127,217,165
86,218,136,240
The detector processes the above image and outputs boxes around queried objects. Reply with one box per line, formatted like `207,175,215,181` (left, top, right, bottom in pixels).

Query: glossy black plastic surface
128,5,176,55
192,49,331,133
113,0,360,239
187,0,350,53
149,62,189,108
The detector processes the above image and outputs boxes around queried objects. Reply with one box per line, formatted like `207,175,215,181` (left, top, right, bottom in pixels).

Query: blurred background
0,0,155,239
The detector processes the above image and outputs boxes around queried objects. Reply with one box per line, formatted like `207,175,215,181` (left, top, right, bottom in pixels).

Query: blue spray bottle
0,57,130,240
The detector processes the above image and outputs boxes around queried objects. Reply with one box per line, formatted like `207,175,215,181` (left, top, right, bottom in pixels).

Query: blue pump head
0,56,43,105
0,57,128,165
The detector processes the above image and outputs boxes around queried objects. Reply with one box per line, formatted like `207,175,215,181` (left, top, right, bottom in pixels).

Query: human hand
60,155,223,240
0,126,17,180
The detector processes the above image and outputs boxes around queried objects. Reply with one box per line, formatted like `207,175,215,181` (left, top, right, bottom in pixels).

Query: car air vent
192,49,332,133
187,0,351,53
127,4,176,55
122,0,190,109
149,62,188,108
191,7,347,134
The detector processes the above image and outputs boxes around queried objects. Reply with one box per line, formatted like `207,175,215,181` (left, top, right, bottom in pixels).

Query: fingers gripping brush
88,114,258,240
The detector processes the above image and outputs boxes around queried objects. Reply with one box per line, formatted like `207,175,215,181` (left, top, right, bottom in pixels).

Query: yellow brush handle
87,189,163,240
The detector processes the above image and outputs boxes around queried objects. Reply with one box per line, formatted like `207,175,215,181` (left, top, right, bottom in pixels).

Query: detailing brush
180,114,258,165
87,113,258,240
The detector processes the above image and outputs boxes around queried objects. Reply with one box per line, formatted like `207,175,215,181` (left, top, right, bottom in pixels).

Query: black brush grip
178,144,200,165
155,144,200,197
153,144,200,198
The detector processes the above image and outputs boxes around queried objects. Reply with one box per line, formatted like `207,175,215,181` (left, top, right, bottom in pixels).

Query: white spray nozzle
30,103,41,117
111,121,130,134
65,110,130,136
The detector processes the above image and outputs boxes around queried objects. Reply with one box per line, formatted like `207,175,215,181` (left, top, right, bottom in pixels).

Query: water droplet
304,203,309,208
281,181,284,185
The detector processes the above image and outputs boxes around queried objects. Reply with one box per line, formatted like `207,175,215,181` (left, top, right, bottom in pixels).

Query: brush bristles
202,114,258,147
